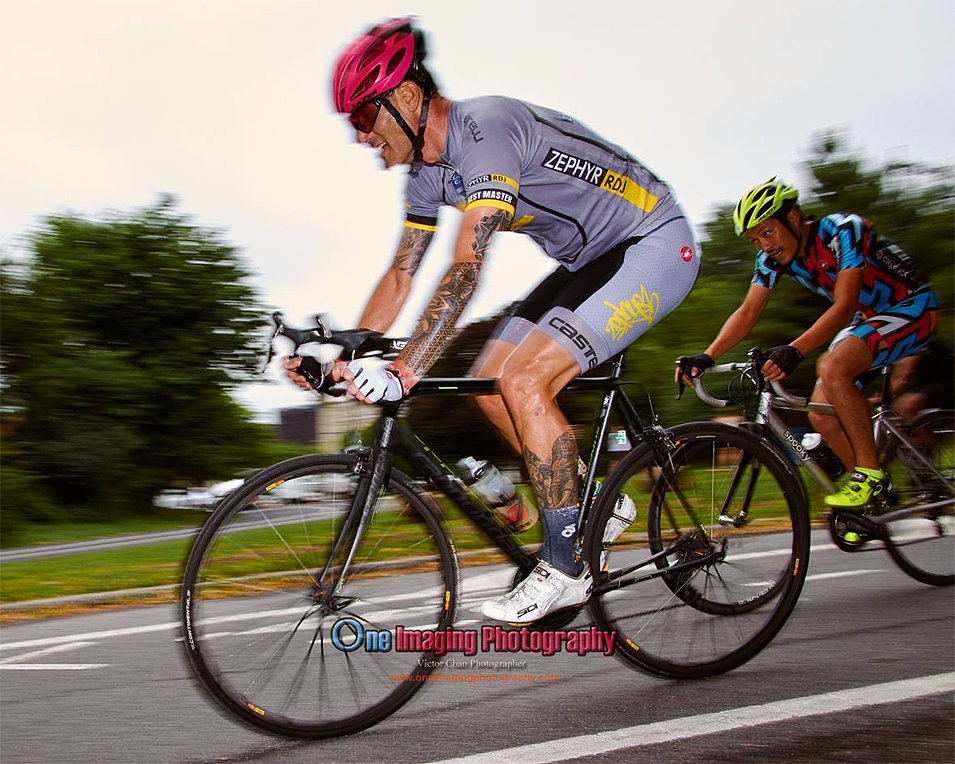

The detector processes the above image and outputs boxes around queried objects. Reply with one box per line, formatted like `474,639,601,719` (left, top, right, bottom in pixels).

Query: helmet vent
386,50,405,75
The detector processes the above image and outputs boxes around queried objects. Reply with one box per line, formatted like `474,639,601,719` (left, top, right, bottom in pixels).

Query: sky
3,0,953,419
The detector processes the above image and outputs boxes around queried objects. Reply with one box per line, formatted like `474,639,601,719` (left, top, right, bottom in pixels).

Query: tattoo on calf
524,432,579,509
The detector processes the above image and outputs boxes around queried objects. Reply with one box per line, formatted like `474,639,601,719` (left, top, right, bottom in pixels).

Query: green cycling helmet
733,178,799,235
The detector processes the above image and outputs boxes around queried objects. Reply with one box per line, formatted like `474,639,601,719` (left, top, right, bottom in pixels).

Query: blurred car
208,478,244,500
256,473,356,505
154,473,355,512
153,487,217,510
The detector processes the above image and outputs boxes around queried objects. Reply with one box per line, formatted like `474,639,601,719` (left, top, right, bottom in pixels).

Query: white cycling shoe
602,493,637,544
579,459,637,546
600,493,637,570
481,562,593,624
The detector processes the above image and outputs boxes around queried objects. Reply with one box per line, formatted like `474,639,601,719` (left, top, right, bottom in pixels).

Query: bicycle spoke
181,455,458,738
880,411,955,586
587,421,809,678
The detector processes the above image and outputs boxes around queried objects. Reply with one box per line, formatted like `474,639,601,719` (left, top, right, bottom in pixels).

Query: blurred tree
0,196,269,532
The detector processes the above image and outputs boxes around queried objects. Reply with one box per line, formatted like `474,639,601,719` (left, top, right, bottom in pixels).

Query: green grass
0,503,515,607
2,508,205,548
1,537,193,603
1,509,209,610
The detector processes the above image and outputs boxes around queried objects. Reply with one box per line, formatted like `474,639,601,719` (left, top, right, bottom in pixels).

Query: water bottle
800,433,845,478
456,457,537,531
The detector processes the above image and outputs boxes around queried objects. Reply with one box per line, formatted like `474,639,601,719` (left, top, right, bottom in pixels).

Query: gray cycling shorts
490,212,700,371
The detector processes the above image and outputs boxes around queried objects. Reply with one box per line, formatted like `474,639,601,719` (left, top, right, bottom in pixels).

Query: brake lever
260,312,286,374
747,347,767,393
263,311,329,373
674,356,688,400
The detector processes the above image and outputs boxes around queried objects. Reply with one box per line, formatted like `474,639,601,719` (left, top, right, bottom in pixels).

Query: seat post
876,365,892,409
606,351,626,381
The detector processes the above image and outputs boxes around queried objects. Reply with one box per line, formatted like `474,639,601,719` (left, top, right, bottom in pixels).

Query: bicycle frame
695,361,954,525
753,382,841,495
322,351,662,598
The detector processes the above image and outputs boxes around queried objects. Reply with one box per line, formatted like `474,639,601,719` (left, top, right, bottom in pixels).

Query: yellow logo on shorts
603,286,660,340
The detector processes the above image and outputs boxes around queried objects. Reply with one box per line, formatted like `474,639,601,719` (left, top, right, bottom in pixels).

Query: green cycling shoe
824,468,891,509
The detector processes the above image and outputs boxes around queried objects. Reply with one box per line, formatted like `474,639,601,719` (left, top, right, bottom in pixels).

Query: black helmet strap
380,86,432,164
773,201,802,249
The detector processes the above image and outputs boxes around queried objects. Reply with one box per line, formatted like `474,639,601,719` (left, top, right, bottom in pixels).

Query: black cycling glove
764,345,804,376
681,353,715,378
292,356,326,391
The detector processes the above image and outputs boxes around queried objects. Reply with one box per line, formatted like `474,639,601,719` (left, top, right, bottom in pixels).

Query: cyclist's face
745,217,800,264
352,94,413,169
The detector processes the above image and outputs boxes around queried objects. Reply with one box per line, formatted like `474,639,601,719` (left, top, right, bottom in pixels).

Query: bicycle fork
313,409,400,612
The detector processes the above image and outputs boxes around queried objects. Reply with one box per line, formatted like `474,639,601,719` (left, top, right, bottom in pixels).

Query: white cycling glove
346,360,406,403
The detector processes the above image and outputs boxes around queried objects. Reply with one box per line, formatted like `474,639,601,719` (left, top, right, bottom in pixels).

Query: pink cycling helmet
331,17,432,114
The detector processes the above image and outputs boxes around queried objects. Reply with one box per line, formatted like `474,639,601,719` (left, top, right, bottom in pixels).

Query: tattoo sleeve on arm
523,432,579,510
401,261,482,375
472,209,510,260
399,209,510,377
394,227,434,275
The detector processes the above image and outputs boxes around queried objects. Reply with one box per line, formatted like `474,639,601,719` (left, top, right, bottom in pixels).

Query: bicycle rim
586,422,809,678
181,454,459,738
881,410,955,586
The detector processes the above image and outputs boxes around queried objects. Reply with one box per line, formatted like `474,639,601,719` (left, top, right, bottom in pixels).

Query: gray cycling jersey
404,96,678,271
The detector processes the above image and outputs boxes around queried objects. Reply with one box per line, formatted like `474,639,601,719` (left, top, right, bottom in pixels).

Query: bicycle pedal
840,530,868,548
832,504,881,547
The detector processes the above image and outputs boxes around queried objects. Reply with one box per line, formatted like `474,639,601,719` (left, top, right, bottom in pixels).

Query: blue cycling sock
539,505,582,577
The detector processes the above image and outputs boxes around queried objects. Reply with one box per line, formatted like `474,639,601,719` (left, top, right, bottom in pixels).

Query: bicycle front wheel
880,409,955,586
586,422,810,679
181,454,459,739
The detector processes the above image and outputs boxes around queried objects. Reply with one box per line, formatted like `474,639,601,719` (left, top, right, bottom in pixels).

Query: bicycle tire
585,421,810,679
879,409,955,586
181,453,459,739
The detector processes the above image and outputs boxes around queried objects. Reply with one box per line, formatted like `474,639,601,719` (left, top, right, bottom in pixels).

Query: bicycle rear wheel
181,454,459,738
880,410,955,586
586,422,810,679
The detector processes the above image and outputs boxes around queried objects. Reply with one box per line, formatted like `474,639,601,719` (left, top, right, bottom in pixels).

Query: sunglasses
348,93,392,133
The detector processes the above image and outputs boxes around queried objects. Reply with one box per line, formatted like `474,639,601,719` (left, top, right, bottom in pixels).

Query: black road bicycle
678,349,954,586
180,315,810,739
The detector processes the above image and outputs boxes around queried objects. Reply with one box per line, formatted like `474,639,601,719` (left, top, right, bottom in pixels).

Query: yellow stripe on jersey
464,199,516,214
404,220,439,232
601,170,658,213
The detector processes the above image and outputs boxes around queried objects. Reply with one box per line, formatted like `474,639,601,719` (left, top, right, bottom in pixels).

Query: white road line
806,569,880,581
0,641,97,664
0,641,109,670
0,621,179,652
429,673,955,764
0,589,447,651
1,664,109,670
